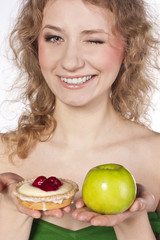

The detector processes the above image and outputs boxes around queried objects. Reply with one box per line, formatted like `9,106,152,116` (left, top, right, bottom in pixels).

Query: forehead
42,0,115,32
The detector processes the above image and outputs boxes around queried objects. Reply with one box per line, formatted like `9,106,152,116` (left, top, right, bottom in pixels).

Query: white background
0,0,160,132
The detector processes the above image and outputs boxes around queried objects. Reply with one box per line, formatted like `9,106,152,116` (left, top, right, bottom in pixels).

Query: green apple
82,163,137,214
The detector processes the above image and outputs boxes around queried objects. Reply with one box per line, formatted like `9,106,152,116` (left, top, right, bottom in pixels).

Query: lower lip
59,76,96,90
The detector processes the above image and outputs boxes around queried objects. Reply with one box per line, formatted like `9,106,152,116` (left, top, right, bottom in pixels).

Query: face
38,0,124,107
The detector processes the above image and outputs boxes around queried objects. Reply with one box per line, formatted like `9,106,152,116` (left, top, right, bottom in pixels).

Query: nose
60,42,85,72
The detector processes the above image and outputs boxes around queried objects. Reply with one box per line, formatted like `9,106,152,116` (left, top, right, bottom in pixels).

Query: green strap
29,212,160,240
148,212,160,235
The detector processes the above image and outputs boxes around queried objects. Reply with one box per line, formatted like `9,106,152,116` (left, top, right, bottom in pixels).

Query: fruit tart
14,176,79,211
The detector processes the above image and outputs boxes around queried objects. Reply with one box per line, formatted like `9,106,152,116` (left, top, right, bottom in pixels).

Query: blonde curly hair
2,0,160,160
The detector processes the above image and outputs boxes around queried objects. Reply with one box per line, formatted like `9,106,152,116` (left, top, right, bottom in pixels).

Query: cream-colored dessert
14,177,79,211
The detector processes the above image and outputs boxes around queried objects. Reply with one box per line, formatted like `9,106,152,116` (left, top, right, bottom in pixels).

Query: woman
0,0,160,239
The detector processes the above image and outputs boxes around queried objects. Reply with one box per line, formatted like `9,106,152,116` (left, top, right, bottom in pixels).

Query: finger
9,184,41,218
44,205,72,217
90,211,131,226
0,173,23,194
129,196,154,212
138,188,155,212
18,206,42,219
11,192,41,218
0,173,23,186
43,209,64,218
130,184,155,212
75,198,85,209
129,198,146,212
136,184,155,201
72,207,99,222
63,205,72,213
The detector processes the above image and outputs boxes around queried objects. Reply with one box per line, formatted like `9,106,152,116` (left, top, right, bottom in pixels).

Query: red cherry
32,176,47,188
48,176,63,187
40,179,59,191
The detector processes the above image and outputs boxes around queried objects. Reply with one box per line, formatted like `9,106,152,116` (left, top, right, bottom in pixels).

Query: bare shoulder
132,123,160,174
125,120,160,145
123,122,160,209
135,123,160,151
145,130,160,151
146,132,160,213
143,129,160,166
0,133,47,178
122,120,160,169
137,125,160,152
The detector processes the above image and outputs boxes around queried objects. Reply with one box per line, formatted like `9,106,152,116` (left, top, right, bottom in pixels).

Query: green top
29,212,160,240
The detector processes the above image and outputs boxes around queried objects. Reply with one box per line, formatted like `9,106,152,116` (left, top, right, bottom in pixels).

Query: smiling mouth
60,75,95,85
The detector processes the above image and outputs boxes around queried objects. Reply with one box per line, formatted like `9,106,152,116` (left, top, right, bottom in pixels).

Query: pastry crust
17,196,75,210
14,178,79,210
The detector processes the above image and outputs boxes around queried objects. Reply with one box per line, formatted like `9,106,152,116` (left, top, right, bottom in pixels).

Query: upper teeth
60,75,93,84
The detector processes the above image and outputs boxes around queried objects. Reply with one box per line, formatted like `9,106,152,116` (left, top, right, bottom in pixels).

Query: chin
64,101,88,108
59,96,91,108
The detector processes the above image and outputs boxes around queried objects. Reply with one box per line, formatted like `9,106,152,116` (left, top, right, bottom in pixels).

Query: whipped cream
14,178,78,204
17,180,72,197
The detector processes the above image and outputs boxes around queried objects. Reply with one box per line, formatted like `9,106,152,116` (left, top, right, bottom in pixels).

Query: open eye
45,35,64,43
86,40,105,44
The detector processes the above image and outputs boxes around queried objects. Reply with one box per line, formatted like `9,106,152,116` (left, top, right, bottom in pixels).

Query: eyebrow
42,25,64,33
42,25,109,35
81,29,109,35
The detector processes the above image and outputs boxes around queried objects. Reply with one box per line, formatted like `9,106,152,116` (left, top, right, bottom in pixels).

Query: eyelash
45,35,64,43
86,40,105,44
44,35,105,45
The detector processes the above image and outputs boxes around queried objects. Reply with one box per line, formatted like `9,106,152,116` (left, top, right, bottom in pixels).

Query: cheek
99,47,123,71
38,40,57,71
38,41,47,69
95,37,124,72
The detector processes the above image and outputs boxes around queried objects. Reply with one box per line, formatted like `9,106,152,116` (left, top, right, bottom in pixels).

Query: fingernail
33,213,41,218
55,212,63,218
72,212,78,218
78,215,86,221
91,219,99,226
139,201,145,210
130,204,139,212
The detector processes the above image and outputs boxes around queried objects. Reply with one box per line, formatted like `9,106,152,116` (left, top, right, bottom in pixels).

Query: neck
52,97,121,148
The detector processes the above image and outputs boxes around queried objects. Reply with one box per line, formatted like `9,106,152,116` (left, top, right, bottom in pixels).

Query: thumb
0,172,23,192
129,184,155,212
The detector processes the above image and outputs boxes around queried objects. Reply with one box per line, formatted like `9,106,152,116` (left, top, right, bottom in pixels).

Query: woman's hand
0,172,72,219
0,172,23,191
72,184,155,226
0,172,41,218
43,205,72,218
